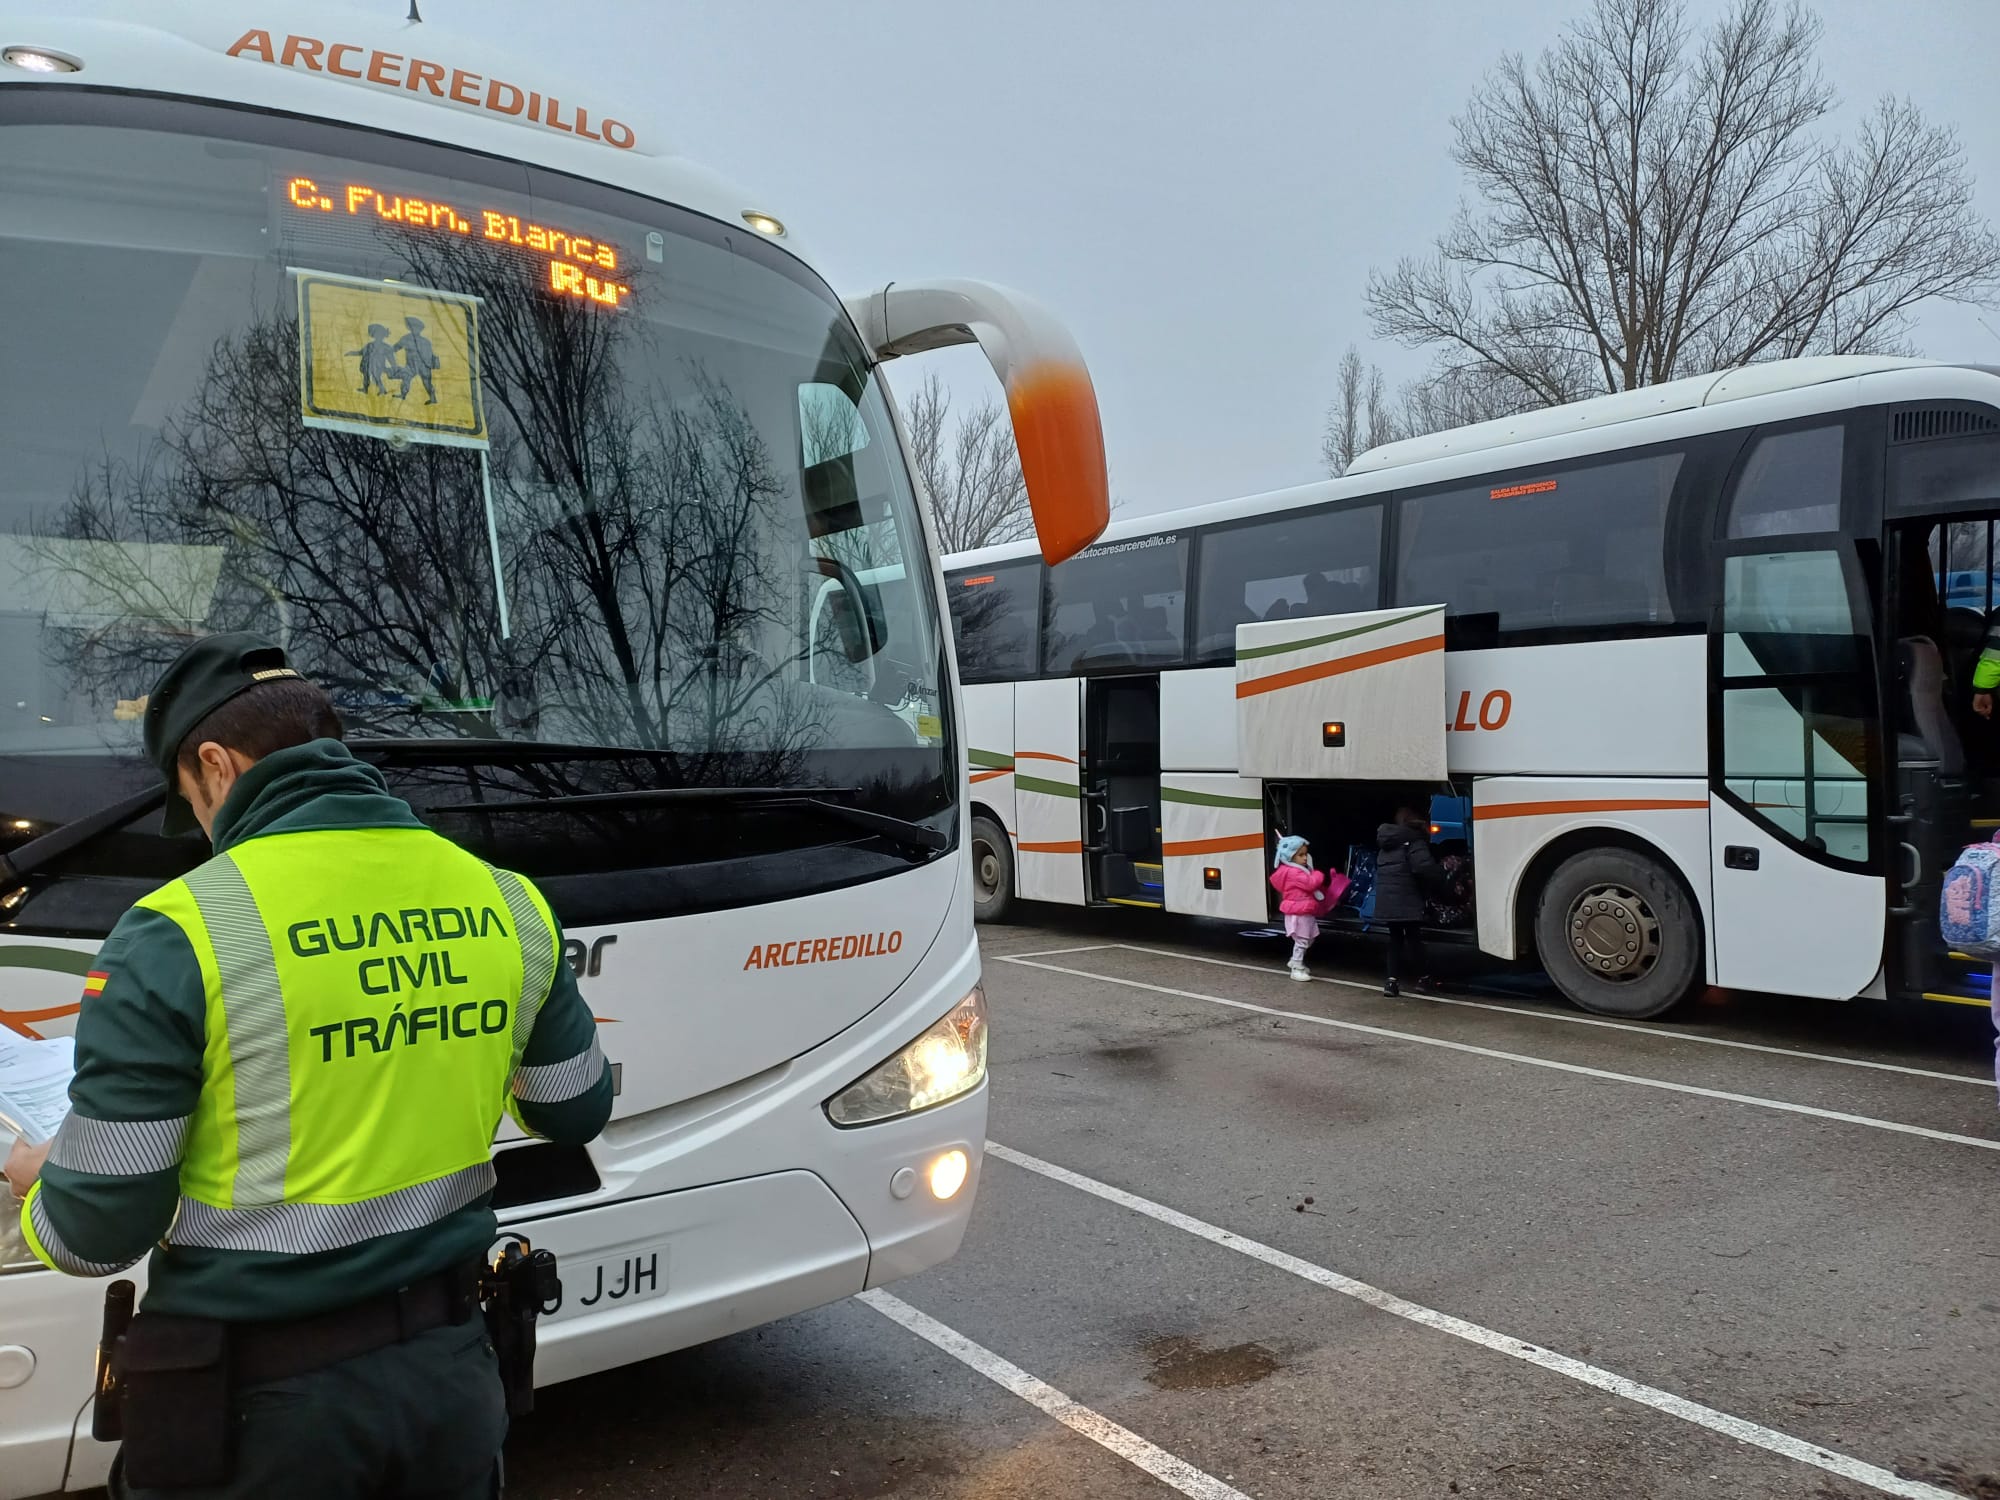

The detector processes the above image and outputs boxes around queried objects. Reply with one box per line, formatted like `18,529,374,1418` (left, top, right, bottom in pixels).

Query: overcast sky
432,0,2000,517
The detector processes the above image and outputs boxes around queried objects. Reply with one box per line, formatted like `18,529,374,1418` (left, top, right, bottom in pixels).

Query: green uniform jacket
19,740,614,1320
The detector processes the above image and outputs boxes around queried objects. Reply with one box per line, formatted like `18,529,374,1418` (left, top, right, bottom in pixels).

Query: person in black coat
1377,804,1444,996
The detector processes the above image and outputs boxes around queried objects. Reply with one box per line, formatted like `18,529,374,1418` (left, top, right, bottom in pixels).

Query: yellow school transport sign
293,269,489,449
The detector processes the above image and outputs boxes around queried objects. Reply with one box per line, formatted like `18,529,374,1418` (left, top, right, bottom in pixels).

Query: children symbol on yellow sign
348,324,400,396
348,316,440,404
393,316,440,405
299,270,486,448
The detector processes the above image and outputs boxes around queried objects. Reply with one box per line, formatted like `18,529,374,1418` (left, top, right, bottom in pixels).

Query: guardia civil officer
3,634,613,1498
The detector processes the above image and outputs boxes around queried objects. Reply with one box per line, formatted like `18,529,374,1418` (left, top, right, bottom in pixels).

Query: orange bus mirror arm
843,279,1110,564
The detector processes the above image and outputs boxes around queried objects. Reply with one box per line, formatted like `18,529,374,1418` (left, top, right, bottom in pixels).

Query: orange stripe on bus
0,1002,82,1040
1235,633,1443,698
1473,798,1708,822
1016,750,1077,764
1017,840,1085,854
1162,833,1266,856
970,768,1012,783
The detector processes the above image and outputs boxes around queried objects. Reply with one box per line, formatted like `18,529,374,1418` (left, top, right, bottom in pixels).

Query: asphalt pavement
492,910,2000,1500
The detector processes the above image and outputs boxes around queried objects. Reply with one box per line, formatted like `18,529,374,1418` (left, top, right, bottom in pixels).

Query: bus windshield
0,95,950,925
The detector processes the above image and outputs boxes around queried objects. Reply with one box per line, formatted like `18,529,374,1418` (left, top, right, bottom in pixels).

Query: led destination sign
285,177,633,307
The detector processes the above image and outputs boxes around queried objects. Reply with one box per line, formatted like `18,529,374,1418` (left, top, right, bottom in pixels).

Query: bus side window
1191,504,1382,663
1041,536,1189,674
1395,452,1683,637
1725,425,1844,539
948,562,1041,681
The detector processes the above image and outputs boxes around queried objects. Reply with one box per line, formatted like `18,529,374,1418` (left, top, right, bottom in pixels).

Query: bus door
1877,405,2000,1003
1709,539,1886,998
1234,605,1449,783
1083,675,1164,907
1013,677,1086,904
1875,518,1982,1002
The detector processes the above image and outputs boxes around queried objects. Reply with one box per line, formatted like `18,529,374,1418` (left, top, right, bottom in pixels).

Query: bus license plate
550,1247,668,1320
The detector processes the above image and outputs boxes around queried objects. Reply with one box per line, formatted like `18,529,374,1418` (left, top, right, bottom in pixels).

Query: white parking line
986,1143,1960,1500
1114,943,1992,1088
995,942,1126,960
859,1289,1255,1500
997,955,2000,1153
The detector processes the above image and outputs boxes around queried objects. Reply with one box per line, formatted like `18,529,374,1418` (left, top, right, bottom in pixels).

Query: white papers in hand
0,1032,76,1146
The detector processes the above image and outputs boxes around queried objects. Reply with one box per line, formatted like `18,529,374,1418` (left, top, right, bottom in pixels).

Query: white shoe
1288,964,1311,981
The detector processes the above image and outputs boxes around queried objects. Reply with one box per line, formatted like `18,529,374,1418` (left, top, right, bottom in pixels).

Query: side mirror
843,279,1109,565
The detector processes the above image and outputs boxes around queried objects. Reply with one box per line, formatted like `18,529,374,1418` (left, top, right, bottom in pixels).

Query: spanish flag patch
82,971,109,998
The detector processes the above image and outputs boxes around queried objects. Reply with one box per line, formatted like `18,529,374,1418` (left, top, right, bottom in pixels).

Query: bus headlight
826,988,987,1126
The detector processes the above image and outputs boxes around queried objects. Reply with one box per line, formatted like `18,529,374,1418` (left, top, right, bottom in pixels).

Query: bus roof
1344,355,1931,476
945,356,1998,573
1,1,807,262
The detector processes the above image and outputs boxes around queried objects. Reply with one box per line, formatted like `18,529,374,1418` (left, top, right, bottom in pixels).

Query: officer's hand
4,1136,50,1201
1978,693,1995,720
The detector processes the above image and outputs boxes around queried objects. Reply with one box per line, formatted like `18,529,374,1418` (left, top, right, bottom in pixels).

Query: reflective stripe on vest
139,829,560,1254
487,865,554,1069
181,854,291,1206
169,1161,499,1254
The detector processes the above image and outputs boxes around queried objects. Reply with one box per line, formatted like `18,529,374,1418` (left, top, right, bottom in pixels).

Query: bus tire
971,816,1014,923
1533,847,1700,1020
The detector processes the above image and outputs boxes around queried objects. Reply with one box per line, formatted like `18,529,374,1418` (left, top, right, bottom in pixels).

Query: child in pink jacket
1270,834,1345,980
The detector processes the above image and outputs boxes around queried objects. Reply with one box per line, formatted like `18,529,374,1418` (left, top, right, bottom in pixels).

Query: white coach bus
0,4,1109,1492
947,357,2000,1022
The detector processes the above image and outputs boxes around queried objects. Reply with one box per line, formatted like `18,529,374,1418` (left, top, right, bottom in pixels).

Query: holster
114,1313,233,1489
480,1239,560,1419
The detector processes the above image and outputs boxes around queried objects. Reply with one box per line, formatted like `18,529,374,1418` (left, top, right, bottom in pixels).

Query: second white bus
947,356,2000,1021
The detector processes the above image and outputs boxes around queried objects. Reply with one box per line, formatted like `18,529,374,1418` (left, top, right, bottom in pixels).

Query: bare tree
901,370,1032,553
1393,363,1546,440
1368,0,2000,408
1319,346,1397,475
1321,345,1537,471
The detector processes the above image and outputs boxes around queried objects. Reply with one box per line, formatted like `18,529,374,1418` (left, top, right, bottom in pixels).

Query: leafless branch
900,370,1033,553
1364,0,2000,406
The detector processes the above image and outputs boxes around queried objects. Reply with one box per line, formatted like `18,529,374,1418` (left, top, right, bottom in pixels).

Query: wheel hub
974,841,1001,898
1566,882,1661,982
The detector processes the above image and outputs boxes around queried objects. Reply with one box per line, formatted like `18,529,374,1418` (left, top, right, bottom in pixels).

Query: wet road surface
493,911,2000,1500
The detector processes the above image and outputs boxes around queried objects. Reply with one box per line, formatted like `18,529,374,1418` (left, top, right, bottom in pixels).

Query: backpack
1939,840,2000,957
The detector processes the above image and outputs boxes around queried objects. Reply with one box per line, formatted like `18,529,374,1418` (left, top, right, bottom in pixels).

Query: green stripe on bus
1235,606,1440,662
1160,786,1263,810
0,946,95,977
1015,775,1080,799
969,749,1015,769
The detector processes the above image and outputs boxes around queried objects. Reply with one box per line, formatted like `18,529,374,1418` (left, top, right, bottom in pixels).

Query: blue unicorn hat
1274,834,1308,868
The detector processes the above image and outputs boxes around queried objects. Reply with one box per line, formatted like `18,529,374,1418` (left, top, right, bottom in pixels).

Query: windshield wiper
429,785,950,854
1,785,169,889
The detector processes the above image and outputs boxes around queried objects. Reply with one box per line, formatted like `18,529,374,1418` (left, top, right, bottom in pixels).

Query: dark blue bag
1344,845,1378,924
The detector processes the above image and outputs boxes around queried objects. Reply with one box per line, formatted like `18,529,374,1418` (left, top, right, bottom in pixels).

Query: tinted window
947,562,1040,681
1718,550,1872,863
1043,534,1189,674
1890,427,2000,512
1192,505,1382,661
1726,425,1844,538
1395,453,1684,633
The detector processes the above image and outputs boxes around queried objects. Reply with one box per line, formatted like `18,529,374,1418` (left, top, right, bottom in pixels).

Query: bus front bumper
0,1085,985,1498
510,1082,986,1387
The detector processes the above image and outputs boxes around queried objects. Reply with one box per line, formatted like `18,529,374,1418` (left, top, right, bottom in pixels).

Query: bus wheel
1533,848,1700,1020
971,816,1014,923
